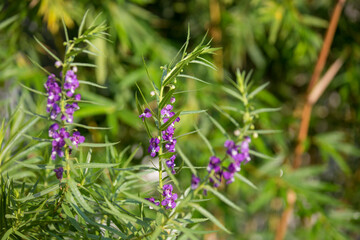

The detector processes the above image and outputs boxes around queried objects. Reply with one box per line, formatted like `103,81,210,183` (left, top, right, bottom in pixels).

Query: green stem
158,86,164,196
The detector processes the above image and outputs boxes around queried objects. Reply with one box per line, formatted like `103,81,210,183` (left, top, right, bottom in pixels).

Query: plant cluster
0,13,275,239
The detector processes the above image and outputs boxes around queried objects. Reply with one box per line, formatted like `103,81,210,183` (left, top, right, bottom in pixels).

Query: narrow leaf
78,80,107,89
17,184,59,201
248,82,269,99
34,37,61,62
205,186,242,212
68,178,94,213
189,203,231,234
177,145,196,175
79,141,119,148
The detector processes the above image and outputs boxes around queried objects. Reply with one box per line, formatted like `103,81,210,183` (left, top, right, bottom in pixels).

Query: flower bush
0,13,275,239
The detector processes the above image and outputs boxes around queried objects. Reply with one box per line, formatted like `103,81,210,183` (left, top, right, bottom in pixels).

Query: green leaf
177,145,196,175
19,83,47,96
213,104,239,128
17,184,59,201
195,126,215,156
180,110,207,116
78,80,107,89
248,82,269,99
150,227,162,240
0,15,18,30
235,173,258,190
190,60,216,71
206,113,229,138
78,9,89,37
122,144,141,168
103,197,148,227
14,231,31,240
250,107,281,115
79,141,120,148
70,62,97,68
175,218,209,224
61,17,69,43
177,74,210,85
34,37,61,62
68,178,94,213
160,111,181,131
247,129,282,135
1,228,14,240
66,122,110,130
61,204,84,232
205,186,243,212
27,55,52,75
173,224,198,240
189,203,231,234
73,163,119,169
0,117,39,165
249,150,275,160
122,192,163,213
221,86,244,103
71,203,128,239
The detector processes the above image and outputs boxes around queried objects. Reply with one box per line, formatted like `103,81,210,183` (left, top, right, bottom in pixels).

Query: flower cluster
54,167,64,181
161,184,177,209
207,137,251,186
144,197,160,209
64,70,79,97
45,74,61,120
191,175,201,190
207,156,223,187
45,66,85,161
49,123,69,160
148,137,160,157
161,98,180,174
145,184,177,210
139,108,152,121
61,94,81,123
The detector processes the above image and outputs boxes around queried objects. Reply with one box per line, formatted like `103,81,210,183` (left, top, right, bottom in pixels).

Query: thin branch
275,1,346,239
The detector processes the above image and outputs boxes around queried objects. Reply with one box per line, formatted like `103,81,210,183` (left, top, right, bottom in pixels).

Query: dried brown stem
293,0,345,170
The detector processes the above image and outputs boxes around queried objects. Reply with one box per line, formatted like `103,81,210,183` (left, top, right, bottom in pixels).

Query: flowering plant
0,13,275,239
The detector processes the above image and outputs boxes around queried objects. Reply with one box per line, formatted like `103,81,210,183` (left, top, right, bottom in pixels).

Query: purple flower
224,140,239,157
161,193,177,209
161,105,173,118
162,184,173,198
166,155,176,174
161,184,177,209
54,167,64,180
64,70,79,97
139,108,152,121
48,123,59,138
50,127,70,160
148,138,160,157
50,103,61,120
207,156,223,187
145,197,160,209
207,156,221,173
74,94,81,101
45,74,61,114
55,61,62,68
223,163,239,184
69,131,85,148
191,175,200,190
165,139,177,152
170,97,176,104
51,145,64,160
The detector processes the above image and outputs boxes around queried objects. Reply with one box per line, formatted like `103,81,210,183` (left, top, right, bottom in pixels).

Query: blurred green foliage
1,0,359,239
